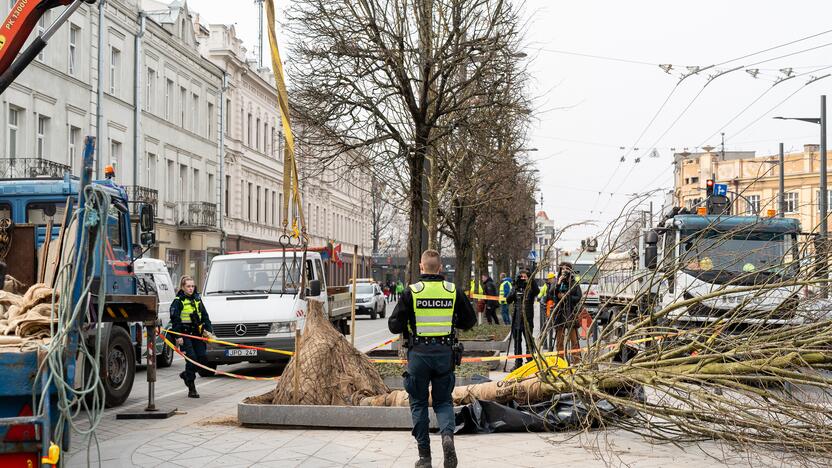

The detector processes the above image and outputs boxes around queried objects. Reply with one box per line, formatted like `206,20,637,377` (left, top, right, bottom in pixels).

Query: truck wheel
102,327,136,408
157,340,174,368
198,362,218,378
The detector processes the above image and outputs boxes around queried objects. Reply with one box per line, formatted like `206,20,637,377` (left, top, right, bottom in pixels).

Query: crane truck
0,1,159,466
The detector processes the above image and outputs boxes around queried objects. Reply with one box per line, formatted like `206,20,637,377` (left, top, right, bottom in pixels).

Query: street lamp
774,94,828,297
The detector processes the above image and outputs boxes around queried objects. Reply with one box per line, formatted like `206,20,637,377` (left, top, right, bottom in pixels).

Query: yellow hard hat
546,272,555,279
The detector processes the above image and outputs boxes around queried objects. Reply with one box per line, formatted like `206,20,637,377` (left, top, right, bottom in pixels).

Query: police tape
364,335,400,353
469,293,501,301
162,328,295,356
158,332,280,381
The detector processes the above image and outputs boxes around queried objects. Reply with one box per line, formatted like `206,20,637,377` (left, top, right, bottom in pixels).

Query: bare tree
285,0,526,281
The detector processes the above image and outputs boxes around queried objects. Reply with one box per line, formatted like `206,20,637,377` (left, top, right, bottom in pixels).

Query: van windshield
204,257,303,295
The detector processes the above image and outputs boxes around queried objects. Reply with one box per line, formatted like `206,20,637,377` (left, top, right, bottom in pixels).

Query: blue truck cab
0,156,157,466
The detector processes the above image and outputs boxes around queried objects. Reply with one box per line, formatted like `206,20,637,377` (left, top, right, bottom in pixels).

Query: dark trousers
485,305,499,324
511,324,534,368
404,348,456,449
181,336,207,382
500,304,511,324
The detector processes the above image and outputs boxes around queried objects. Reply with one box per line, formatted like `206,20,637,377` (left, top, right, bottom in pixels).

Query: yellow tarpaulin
503,355,570,381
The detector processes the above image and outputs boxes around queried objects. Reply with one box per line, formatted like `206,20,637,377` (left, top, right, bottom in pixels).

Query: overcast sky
188,0,832,250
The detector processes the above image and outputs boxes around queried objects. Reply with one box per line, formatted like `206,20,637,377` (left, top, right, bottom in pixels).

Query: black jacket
170,290,213,334
506,276,539,329
549,273,583,319
388,274,477,340
482,277,498,309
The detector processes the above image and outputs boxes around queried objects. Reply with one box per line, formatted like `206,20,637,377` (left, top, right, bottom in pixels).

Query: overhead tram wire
533,47,659,66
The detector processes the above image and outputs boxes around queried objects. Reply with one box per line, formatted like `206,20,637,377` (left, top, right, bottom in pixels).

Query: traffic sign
713,183,728,196
528,250,538,261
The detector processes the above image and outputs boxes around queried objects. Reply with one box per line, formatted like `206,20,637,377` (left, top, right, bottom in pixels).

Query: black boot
186,380,199,398
442,435,457,468
415,446,431,468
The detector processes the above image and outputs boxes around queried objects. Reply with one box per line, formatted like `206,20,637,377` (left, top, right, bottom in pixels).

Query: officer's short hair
420,249,441,273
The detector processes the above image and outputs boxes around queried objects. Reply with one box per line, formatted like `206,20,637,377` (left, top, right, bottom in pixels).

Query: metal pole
219,73,228,253
133,13,145,189
350,245,358,346
95,0,107,179
821,95,829,298
779,142,785,218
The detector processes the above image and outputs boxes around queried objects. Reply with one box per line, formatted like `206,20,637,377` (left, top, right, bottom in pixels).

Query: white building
535,210,557,273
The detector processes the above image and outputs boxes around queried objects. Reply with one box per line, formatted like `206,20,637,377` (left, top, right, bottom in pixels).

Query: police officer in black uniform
389,250,477,468
170,275,213,398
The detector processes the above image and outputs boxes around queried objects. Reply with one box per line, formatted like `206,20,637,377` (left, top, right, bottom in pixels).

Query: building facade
674,144,832,233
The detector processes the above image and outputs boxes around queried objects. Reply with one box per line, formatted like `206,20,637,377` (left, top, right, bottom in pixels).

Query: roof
672,215,801,234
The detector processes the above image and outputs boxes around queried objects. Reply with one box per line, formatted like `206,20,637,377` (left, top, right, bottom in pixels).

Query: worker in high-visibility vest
388,249,477,468
170,275,214,398
498,273,512,325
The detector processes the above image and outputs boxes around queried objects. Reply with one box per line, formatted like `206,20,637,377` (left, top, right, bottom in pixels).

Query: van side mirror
644,230,659,270
307,279,321,297
140,204,155,232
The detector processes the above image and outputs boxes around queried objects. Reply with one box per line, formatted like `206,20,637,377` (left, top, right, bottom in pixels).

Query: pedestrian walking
481,273,499,324
170,275,214,398
506,269,539,369
388,249,477,468
498,273,512,325
552,262,583,363
395,280,404,302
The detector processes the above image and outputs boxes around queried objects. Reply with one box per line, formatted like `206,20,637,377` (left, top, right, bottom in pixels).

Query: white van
134,258,177,368
199,250,351,373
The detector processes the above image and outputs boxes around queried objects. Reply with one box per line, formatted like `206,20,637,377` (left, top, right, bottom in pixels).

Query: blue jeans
181,336,207,382
500,304,511,325
403,348,455,449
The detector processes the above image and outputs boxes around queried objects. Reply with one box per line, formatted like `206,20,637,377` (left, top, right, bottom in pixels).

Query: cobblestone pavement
65,304,779,467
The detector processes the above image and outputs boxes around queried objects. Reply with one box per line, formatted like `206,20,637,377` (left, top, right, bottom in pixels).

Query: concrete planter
238,402,453,429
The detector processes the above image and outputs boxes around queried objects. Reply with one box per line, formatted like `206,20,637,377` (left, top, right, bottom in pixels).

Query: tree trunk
408,149,424,284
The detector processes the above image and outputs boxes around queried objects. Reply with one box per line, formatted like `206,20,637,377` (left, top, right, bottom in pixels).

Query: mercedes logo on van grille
234,324,247,336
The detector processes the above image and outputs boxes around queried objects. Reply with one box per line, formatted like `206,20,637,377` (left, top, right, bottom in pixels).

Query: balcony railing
0,158,70,179
177,202,217,230
126,185,159,212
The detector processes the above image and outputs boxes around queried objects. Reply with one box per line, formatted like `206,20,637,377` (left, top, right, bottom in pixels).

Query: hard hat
546,272,555,279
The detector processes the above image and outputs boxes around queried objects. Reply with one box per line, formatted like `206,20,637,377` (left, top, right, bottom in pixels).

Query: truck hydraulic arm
0,0,94,94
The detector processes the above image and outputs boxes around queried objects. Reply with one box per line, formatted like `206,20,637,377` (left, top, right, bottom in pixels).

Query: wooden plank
47,196,73,288
37,219,53,284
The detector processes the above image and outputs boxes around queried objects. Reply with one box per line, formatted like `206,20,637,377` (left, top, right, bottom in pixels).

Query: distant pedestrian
498,273,512,325
552,262,583,363
395,280,404,302
481,273,499,324
170,275,213,398
506,269,539,369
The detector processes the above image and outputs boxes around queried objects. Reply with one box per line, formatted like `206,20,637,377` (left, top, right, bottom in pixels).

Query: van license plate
226,349,257,357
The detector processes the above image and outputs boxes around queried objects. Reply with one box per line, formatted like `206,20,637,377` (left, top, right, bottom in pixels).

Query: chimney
805,144,820,154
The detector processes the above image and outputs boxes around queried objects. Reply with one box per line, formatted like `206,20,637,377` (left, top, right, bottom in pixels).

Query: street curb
238,402,452,429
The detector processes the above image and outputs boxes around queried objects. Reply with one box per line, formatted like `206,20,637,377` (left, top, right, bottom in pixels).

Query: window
68,126,80,169
224,175,230,216
745,195,760,214
179,164,188,202
690,176,699,184
207,102,214,139
167,160,174,201
208,173,215,201
784,192,799,213
193,168,200,203
165,79,173,120
146,68,156,112
816,190,832,212
192,93,199,134
247,183,253,221
36,12,48,62
255,117,261,151
272,192,276,227
8,107,19,160
263,122,268,153
256,185,261,223
110,139,122,172
264,188,269,224
179,87,186,128
36,115,48,159
240,180,245,218
68,25,79,75
225,98,231,132
146,153,157,189
109,47,121,95
271,127,276,156
247,113,252,146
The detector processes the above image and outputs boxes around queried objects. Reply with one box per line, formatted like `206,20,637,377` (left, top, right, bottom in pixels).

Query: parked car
350,282,386,319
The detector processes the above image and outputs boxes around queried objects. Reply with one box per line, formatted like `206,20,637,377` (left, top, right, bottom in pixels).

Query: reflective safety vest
179,297,202,324
499,280,511,304
410,280,456,337
469,279,483,295
538,283,548,299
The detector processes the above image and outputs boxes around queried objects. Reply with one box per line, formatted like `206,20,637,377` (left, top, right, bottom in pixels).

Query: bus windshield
572,263,598,285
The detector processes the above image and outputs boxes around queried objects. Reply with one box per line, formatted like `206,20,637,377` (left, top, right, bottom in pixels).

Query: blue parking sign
714,183,728,196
